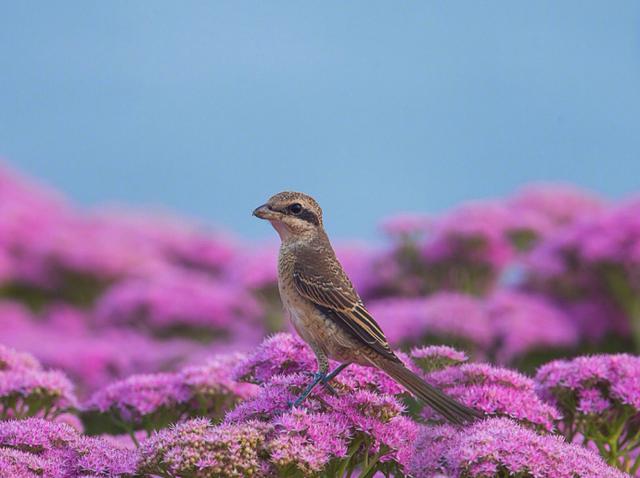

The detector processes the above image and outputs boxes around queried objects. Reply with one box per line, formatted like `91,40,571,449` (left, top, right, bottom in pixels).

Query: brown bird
253,191,481,425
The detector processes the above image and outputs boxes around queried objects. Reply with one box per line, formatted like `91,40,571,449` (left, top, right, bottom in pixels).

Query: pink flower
0,418,137,477
1,304,214,395
577,388,611,415
84,372,190,423
410,345,469,373
509,184,605,228
94,267,263,337
368,292,494,351
83,352,258,434
421,200,515,268
0,344,41,372
139,418,271,478
232,333,318,385
408,417,627,478
0,369,78,413
0,448,58,478
536,354,640,413
267,408,350,474
487,290,578,363
0,345,77,417
425,363,560,431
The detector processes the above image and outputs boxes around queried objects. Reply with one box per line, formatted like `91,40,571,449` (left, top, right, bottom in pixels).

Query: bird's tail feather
375,359,482,425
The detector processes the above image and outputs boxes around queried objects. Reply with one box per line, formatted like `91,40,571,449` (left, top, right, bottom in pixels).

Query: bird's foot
318,363,350,396
321,381,338,396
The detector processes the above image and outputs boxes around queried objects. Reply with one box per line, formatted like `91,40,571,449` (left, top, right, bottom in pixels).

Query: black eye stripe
297,209,320,225
272,204,320,225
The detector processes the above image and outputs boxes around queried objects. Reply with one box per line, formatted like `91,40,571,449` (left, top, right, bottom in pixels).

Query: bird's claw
287,372,326,409
320,378,338,395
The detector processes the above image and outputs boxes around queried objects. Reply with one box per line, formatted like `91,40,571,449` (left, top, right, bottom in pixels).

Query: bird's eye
289,203,303,215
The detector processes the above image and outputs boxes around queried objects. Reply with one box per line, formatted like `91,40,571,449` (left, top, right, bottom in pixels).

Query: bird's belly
286,303,367,365
287,305,318,346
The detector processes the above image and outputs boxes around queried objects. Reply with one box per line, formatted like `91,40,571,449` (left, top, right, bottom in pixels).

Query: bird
252,191,482,425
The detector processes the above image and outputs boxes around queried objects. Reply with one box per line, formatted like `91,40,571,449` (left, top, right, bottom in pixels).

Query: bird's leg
322,362,350,384
291,349,328,408
321,363,350,394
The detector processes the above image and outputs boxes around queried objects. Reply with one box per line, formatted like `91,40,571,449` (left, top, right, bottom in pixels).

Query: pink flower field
2,163,640,477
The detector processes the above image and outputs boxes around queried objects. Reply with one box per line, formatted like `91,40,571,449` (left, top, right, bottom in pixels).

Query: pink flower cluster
94,268,262,339
375,185,605,298
525,198,640,346
0,418,138,477
425,362,560,431
409,417,627,478
0,344,76,419
0,333,635,477
369,290,578,363
536,354,640,413
225,333,418,476
535,354,640,474
83,353,257,437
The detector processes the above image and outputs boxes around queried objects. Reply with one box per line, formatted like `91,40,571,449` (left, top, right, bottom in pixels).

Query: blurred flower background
2,2,640,477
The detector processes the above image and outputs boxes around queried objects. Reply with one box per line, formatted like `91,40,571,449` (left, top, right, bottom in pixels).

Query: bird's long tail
375,358,482,425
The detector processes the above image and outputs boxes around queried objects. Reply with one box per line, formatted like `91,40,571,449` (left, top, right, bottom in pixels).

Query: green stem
604,267,640,352
627,300,640,353
630,452,640,476
358,451,383,478
112,415,140,448
129,430,140,448
336,437,363,477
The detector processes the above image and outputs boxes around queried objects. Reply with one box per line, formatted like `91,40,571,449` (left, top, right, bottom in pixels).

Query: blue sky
1,2,639,239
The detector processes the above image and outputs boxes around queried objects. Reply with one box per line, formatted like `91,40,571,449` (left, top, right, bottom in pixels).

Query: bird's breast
276,243,368,364
278,276,319,343
279,278,365,363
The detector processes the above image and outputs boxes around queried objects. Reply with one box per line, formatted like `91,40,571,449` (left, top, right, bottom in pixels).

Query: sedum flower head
94,267,262,338
508,184,606,238
83,372,190,430
367,292,494,351
140,418,271,478
0,448,60,478
535,354,640,413
232,333,318,385
0,367,77,418
181,353,258,400
487,290,579,363
0,418,137,477
73,435,139,477
410,345,469,373
227,341,417,476
408,417,628,478
267,408,350,474
84,354,259,434
0,344,41,372
426,363,561,431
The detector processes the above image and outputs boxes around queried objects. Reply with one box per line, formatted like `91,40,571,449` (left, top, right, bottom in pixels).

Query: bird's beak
252,203,276,220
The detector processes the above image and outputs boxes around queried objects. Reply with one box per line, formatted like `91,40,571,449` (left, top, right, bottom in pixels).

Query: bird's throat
269,220,293,241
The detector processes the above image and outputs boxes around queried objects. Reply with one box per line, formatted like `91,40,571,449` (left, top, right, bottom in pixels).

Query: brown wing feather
292,247,399,362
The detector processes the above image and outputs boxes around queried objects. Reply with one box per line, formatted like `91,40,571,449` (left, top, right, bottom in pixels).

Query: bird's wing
293,252,399,362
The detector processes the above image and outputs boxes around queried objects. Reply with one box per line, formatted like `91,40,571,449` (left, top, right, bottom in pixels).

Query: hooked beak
252,203,277,220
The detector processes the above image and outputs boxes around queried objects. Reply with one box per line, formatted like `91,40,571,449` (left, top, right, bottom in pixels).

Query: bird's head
253,191,323,241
